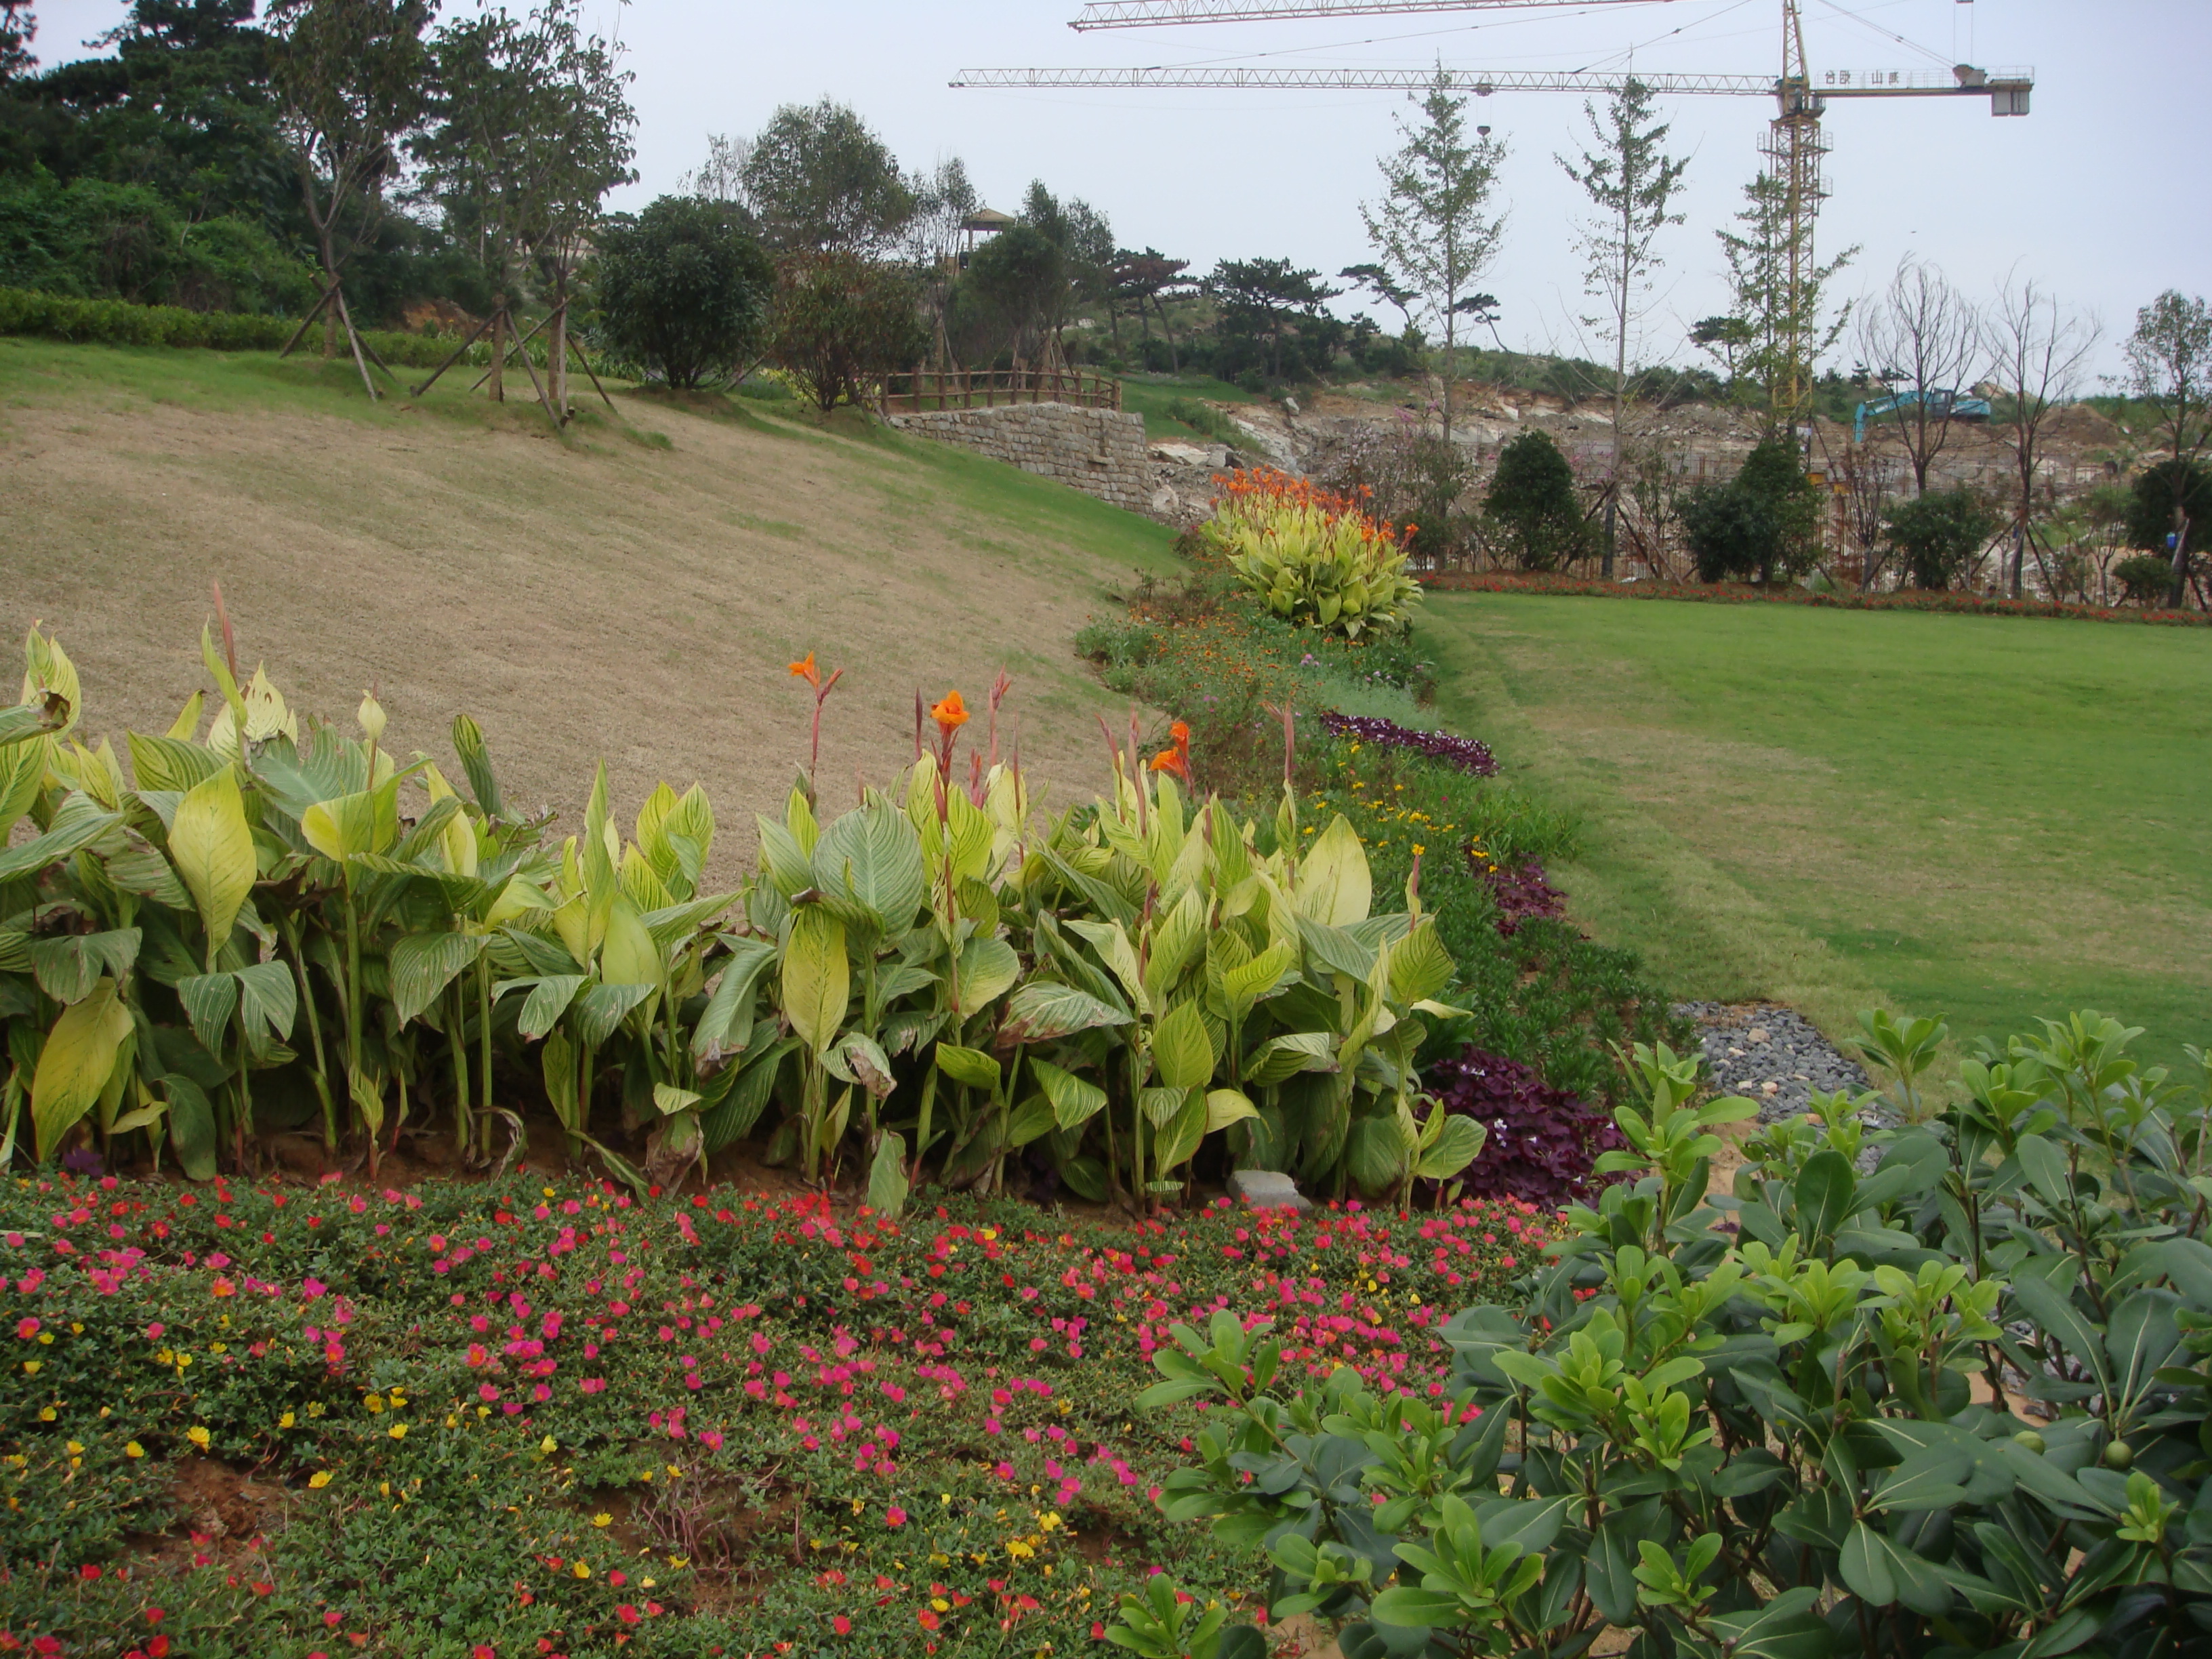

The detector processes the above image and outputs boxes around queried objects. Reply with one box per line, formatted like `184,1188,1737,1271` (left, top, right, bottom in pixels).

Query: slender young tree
1856,256,1984,493
264,0,436,392
1361,67,1507,443
1557,77,1688,578
1986,274,2100,597
1714,168,1853,432
417,0,636,412
2123,289,2212,607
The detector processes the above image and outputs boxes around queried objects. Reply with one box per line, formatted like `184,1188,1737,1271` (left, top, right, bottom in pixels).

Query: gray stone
1227,1168,1310,1210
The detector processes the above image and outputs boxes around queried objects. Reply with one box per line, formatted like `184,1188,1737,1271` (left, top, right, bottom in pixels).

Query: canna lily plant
1,618,1490,1215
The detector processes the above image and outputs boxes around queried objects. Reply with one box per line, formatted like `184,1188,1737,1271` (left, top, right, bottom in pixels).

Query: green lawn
1426,594,2212,1071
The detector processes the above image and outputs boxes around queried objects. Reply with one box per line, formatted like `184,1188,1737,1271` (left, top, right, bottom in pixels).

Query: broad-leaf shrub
592,194,774,389
1202,468,1425,639
1117,1012,2212,1659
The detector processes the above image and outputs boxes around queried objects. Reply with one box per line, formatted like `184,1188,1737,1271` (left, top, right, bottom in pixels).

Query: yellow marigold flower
308,1471,333,1489
592,1513,613,1528
186,1426,211,1451
125,1441,144,1458
540,1435,558,1455
278,1412,295,1429
22,1361,38,1376
388,1423,407,1440
573,1561,591,1580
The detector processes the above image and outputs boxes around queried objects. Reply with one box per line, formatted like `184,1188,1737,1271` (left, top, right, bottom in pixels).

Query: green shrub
592,194,774,390
768,248,928,410
1482,430,1593,572
1124,1010,2212,1659
1683,435,1824,583
1883,485,2002,590
2114,551,2182,605
1164,395,1248,449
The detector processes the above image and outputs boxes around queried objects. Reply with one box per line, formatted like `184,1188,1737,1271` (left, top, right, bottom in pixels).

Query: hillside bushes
0,285,468,367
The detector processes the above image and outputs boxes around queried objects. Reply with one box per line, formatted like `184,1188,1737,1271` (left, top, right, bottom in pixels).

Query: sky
26,1,2212,377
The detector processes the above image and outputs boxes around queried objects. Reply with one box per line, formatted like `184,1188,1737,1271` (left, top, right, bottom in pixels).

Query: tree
902,155,975,365
1112,249,1193,368
1360,67,1506,441
0,2,33,85
769,251,927,413
1712,169,1854,429
1855,256,1984,493
1882,486,1999,590
417,0,635,408
264,0,436,388
740,98,912,258
680,133,750,207
1557,77,1688,576
1681,436,1823,583
1482,430,1591,572
2123,289,2212,607
965,221,1062,367
1986,274,2099,597
1015,179,1112,356
1206,257,1340,383
2123,458,2212,605
594,195,772,390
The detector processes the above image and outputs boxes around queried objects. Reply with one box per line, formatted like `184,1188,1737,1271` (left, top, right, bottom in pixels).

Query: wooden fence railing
876,365,1122,413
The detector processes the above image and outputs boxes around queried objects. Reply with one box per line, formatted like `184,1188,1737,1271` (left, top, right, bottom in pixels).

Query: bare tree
1558,77,1688,577
2123,290,2212,607
682,134,754,209
1855,257,1984,492
1986,274,2100,597
1361,66,1507,443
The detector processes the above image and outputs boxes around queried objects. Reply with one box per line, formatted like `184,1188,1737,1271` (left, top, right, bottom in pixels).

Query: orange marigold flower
930,691,969,734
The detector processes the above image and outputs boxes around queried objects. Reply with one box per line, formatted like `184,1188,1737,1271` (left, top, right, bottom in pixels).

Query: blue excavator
1854,388,1993,444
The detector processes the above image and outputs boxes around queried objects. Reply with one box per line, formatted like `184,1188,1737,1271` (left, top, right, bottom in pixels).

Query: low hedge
0,285,542,373
1425,567,2212,625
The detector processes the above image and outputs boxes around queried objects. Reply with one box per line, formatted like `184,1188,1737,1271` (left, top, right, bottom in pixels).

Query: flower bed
1426,568,2212,626
0,1173,1540,1656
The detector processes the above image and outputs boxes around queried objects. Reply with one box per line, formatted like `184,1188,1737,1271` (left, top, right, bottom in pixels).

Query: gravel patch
1671,1002,1875,1124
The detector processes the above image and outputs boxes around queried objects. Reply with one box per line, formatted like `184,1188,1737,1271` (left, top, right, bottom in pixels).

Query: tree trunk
489,303,506,404
2169,505,2193,610
550,300,569,419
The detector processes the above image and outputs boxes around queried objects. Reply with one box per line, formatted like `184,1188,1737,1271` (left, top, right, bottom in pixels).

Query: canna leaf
780,907,848,1054
388,931,485,1027
28,929,140,1006
999,980,1130,1046
31,977,134,1159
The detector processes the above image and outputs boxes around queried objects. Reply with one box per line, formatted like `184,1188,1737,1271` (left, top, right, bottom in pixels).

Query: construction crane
954,0,2032,415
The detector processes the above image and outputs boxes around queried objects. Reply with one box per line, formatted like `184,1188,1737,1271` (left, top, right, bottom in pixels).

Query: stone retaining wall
886,403,1151,514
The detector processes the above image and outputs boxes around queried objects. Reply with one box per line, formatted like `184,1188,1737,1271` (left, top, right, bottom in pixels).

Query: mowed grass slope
0,340,1179,867
1427,594,2212,1068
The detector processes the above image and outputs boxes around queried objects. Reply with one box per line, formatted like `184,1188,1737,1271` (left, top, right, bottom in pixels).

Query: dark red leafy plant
1479,859,1566,936
1419,1047,1622,1208
1318,712,1498,777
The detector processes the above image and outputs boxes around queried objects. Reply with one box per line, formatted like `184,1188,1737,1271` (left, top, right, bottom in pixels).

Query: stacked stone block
886,405,1152,514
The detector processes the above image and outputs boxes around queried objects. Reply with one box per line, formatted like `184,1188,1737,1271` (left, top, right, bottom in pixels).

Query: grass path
1426,592,2212,1069
0,340,1180,873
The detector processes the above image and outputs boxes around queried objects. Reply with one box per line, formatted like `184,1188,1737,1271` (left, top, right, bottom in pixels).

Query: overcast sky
29,1,2211,376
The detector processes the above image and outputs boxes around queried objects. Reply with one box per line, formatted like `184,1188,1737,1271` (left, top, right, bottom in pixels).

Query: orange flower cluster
1147,720,1191,781
1210,466,1412,548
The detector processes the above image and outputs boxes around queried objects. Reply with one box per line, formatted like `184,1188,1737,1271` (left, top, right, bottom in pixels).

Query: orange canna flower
789,652,821,688
930,690,969,734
